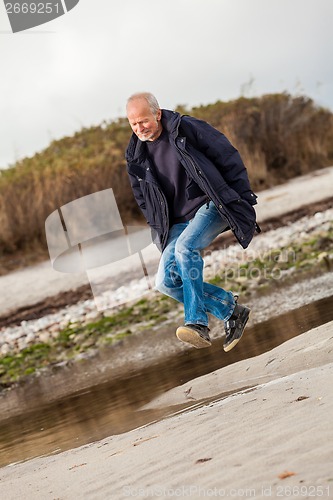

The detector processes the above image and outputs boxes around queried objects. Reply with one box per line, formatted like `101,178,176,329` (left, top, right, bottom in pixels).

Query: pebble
0,208,332,357
0,343,10,356
38,332,52,344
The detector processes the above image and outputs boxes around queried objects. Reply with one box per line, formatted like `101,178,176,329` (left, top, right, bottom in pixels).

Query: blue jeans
155,201,236,326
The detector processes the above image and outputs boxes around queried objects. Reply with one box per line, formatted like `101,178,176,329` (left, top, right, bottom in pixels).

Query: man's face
127,99,162,142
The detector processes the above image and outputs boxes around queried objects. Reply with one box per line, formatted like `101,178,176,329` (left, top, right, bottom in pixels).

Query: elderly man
125,92,258,351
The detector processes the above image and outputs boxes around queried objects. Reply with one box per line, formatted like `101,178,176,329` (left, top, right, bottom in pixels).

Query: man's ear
156,109,162,121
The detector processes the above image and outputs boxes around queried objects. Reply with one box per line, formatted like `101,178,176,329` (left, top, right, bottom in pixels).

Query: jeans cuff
224,303,236,322
185,321,208,327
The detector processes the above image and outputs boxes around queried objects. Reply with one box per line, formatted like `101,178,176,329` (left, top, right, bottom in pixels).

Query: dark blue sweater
146,128,207,224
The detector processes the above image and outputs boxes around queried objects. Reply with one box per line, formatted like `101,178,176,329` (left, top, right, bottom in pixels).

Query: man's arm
127,170,149,222
181,116,257,205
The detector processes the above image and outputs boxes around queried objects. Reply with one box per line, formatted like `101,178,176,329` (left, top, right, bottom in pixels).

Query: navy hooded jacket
126,109,259,252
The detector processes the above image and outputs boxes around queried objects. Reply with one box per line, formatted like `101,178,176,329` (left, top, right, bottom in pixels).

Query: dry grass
0,93,332,259
186,93,333,188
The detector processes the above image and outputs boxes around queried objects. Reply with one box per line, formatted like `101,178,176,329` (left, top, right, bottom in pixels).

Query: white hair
126,92,161,116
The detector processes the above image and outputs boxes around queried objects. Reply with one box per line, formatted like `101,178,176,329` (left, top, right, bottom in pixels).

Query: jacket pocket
225,198,256,231
242,190,258,206
212,176,243,205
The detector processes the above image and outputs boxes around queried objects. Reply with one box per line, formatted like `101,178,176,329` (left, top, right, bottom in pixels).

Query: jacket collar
126,109,181,162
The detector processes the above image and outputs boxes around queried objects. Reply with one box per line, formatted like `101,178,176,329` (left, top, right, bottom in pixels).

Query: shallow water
1,295,333,468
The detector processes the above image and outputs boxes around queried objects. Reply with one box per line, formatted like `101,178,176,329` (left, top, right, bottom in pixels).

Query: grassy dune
0,93,332,259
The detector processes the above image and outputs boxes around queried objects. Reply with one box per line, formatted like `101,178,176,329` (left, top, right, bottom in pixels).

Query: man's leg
156,202,249,350
175,202,250,350
155,204,234,321
155,222,188,303
174,202,235,326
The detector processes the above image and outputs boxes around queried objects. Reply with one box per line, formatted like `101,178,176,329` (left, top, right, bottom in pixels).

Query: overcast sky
1,0,332,169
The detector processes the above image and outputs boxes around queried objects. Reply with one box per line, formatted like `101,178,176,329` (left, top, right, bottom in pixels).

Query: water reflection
1,295,333,467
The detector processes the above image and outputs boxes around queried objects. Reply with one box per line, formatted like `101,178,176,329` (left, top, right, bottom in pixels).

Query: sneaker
176,324,211,349
223,304,250,352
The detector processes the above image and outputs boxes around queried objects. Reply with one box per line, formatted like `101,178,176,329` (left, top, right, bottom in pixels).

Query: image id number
5,3,60,14
276,485,330,497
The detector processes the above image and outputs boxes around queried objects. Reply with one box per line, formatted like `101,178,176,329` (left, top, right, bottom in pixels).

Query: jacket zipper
156,186,169,249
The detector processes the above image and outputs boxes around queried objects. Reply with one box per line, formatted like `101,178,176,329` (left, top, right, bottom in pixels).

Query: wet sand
0,321,332,499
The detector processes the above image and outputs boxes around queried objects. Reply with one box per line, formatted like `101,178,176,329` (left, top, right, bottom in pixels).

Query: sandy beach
0,167,332,499
0,321,332,499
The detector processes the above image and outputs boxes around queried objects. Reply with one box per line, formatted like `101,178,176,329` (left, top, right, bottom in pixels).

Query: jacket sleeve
127,168,162,251
181,116,257,205
127,169,149,222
